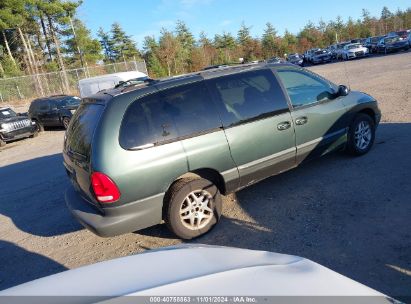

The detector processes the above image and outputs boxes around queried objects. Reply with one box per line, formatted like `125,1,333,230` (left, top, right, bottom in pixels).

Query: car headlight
0,123,12,132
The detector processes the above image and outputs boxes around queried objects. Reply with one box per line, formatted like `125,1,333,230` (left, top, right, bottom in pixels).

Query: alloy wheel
179,189,214,230
354,121,372,150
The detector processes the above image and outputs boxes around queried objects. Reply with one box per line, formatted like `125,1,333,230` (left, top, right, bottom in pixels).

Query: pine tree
110,22,141,62
262,23,278,58
97,27,113,62
64,19,102,66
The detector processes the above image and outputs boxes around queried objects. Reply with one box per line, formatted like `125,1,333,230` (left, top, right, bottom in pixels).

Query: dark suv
64,63,381,239
0,107,37,146
29,95,81,131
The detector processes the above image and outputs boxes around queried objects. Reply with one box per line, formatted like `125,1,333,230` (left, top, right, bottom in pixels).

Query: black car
377,36,410,54
28,95,81,131
311,49,332,64
286,53,304,66
365,36,385,53
0,107,37,147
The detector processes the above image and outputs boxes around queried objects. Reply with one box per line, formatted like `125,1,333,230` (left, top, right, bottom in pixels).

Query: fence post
0,92,3,103
16,85,23,99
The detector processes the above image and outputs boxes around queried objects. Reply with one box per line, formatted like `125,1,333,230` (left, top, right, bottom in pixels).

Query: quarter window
120,82,221,149
276,69,337,108
207,69,289,127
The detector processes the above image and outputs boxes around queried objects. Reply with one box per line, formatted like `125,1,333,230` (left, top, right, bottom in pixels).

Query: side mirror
338,85,350,96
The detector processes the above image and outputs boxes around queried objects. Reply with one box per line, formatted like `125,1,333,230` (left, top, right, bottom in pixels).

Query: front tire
0,138,6,147
34,120,44,132
165,178,222,240
62,117,70,129
346,113,375,156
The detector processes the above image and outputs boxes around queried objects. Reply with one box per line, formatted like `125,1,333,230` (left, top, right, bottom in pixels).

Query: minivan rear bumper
65,187,164,237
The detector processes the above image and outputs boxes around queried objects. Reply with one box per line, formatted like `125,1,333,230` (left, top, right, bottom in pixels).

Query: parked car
310,49,332,64
377,35,410,54
0,244,393,301
28,95,81,131
78,71,148,98
342,43,369,60
387,30,410,40
335,42,350,59
365,36,385,53
64,62,380,239
0,107,37,147
327,44,338,59
266,56,285,64
303,48,320,63
286,53,304,66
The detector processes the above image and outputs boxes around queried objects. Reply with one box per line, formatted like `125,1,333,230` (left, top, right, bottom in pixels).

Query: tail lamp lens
91,172,120,203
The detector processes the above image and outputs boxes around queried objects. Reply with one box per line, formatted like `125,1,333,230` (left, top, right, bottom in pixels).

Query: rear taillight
91,172,120,203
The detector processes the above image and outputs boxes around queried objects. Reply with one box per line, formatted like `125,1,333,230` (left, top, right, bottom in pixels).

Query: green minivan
64,63,381,239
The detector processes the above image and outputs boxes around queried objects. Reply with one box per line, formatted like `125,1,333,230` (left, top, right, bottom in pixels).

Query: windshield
347,44,361,49
314,50,327,55
385,36,400,43
0,108,17,119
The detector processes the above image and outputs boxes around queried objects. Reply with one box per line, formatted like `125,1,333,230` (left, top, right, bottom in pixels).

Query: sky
78,0,410,47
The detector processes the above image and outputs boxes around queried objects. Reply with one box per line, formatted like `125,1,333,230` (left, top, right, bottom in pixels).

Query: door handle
295,116,308,125
277,121,291,131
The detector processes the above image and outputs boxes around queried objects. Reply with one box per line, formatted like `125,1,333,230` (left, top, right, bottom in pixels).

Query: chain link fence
0,61,147,104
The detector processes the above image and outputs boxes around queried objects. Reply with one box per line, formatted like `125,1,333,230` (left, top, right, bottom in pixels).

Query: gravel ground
0,52,410,300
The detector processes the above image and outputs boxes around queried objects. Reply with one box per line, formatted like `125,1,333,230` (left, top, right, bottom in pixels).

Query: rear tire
164,177,222,240
346,113,375,156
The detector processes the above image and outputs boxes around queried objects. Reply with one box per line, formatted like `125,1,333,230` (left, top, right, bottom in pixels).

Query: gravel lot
1,52,410,300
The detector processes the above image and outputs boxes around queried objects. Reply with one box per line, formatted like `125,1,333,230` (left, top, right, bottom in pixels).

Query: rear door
35,100,52,125
206,69,296,188
275,67,347,164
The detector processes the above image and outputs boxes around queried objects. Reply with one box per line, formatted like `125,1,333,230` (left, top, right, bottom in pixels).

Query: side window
207,69,289,127
120,82,221,149
276,69,336,108
60,97,81,107
38,100,50,111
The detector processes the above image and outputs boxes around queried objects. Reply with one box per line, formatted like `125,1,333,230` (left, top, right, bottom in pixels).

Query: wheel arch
170,168,226,195
162,168,226,220
357,108,377,124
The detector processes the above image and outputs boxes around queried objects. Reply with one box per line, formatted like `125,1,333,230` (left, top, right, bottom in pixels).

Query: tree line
1,1,410,80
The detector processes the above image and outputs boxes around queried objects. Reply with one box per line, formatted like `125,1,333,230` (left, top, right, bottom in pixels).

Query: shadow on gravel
0,240,67,290
0,153,82,237
193,122,411,300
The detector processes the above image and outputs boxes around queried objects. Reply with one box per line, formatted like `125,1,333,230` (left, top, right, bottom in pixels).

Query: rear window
60,96,81,107
120,81,222,149
65,103,104,156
